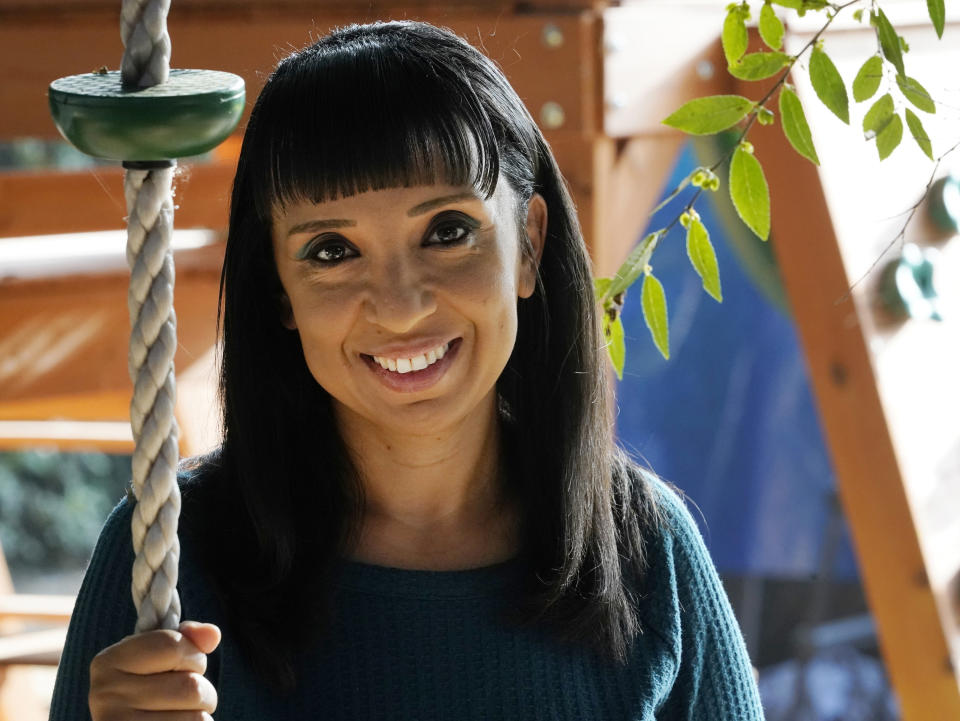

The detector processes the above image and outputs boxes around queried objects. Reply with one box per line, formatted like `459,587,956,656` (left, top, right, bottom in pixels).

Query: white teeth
410,355,428,371
372,341,452,374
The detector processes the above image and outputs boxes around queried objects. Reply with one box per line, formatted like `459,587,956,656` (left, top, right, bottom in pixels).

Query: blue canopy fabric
614,143,859,581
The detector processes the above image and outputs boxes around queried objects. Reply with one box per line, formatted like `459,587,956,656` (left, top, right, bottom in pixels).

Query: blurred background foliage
0,451,130,572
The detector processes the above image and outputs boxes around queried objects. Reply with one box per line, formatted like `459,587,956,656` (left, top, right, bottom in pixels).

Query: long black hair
180,20,665,694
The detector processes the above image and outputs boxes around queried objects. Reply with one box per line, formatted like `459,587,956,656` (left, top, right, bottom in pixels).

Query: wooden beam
0,251,221,413
0,596,73,625
747,77,960,721
0,162,235,238
0,629,65,667
0,8,597,140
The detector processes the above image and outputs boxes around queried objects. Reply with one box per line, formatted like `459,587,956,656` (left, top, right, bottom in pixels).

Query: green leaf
875,113,903,160
759,3,785,50
874,9,905,77
686,218,723,302
779,86,820,165
896,74,936,114
606,230,664,300
729,145,771,240
852,56,883,102
863,93,895,139
905,108,934,160
662,95,755,135
641,273,670,360
723,5,749,65
809,46,849,124
928,0,945,38
594,277,613,303
770,0,802,8
603,313,626,379
728,51,791,81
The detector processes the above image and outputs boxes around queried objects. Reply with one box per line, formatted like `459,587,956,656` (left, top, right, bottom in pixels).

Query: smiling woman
49,20,765,721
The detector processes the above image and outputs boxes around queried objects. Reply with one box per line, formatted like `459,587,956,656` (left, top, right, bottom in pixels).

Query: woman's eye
431,224,469,244
309,238,356,264
426,214,479,247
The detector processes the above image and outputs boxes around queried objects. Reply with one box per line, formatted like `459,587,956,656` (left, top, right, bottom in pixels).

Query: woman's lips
361,338,462,392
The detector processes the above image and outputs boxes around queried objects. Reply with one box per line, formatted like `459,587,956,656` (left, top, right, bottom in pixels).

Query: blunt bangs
248,29,503,219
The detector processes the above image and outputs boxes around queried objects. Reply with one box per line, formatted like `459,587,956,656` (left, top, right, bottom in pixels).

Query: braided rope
120,0,171,89
121,0,182,634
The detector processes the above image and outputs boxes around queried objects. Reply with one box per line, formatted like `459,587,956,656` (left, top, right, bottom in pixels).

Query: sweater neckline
332,555,524,599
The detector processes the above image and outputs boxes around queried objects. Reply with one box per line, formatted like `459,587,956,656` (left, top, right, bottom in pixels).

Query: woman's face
271,180,546,434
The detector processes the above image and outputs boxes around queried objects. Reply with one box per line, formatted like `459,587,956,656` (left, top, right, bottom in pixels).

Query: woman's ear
518,192,547,299
279,293,297,330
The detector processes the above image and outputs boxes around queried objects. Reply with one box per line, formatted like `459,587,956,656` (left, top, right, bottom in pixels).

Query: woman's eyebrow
407,192,480,217
287,218,356,237
285,192,478,237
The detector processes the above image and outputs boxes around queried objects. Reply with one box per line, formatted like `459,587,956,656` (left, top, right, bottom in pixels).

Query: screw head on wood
540,102,566,130
542,24,565,49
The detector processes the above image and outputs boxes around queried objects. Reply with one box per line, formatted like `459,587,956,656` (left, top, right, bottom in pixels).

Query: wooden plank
0,629,65,667
0,259,221,409
0,8,596,140
0,162,235,238
746,73,960,721
602,4,731,137
0,596,73,624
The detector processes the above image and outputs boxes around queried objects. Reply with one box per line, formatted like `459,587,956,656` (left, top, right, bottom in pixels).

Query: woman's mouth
360,338,462,392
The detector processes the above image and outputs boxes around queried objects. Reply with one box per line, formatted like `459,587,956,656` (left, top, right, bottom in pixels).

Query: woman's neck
334,393,520,570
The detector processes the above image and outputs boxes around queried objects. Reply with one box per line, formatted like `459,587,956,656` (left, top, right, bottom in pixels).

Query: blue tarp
614,143,860,580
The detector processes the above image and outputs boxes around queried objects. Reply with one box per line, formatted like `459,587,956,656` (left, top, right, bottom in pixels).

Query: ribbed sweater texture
49,474,765,720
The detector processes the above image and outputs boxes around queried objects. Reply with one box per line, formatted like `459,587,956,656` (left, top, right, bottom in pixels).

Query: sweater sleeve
48,496,139,721
652,480,766,721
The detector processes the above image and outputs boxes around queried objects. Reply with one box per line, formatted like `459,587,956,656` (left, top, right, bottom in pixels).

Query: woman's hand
89,620,221,721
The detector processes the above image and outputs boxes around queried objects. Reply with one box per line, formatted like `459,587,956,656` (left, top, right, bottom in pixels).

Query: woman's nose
362,260,437,333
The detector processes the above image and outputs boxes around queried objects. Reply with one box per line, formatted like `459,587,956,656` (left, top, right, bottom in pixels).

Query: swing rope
49,0,242,635
120,0,183,634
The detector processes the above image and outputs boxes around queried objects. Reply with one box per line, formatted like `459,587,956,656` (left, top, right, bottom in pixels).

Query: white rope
120,0,182,634
120,0,171,88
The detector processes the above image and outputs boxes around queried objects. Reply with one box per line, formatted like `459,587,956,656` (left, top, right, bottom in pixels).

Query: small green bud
689,207,701,222
707,177,721,191
679,211,692,229
899,36,910,53
852,8,863,22
757,107,775,126
691,170,707,187
740,140,755,154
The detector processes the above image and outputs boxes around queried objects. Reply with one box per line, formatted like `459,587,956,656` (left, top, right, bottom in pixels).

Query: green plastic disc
49,69,245,161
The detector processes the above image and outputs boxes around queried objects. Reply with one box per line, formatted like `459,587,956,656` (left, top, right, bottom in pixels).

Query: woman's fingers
105,712,214,721
178,622,222,655
89,623,222,721
102,670,218,713
92,626,216,677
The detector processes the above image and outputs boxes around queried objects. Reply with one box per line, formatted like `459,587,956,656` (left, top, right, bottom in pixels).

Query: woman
50,20,765,720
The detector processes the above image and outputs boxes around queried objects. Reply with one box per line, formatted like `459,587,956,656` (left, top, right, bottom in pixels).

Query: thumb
179,621,222,655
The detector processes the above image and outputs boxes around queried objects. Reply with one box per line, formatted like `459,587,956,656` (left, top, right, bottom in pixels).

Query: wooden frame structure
0,1,958,719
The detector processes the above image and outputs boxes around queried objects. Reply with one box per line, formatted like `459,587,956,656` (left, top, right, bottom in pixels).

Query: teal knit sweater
49,474,765,720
